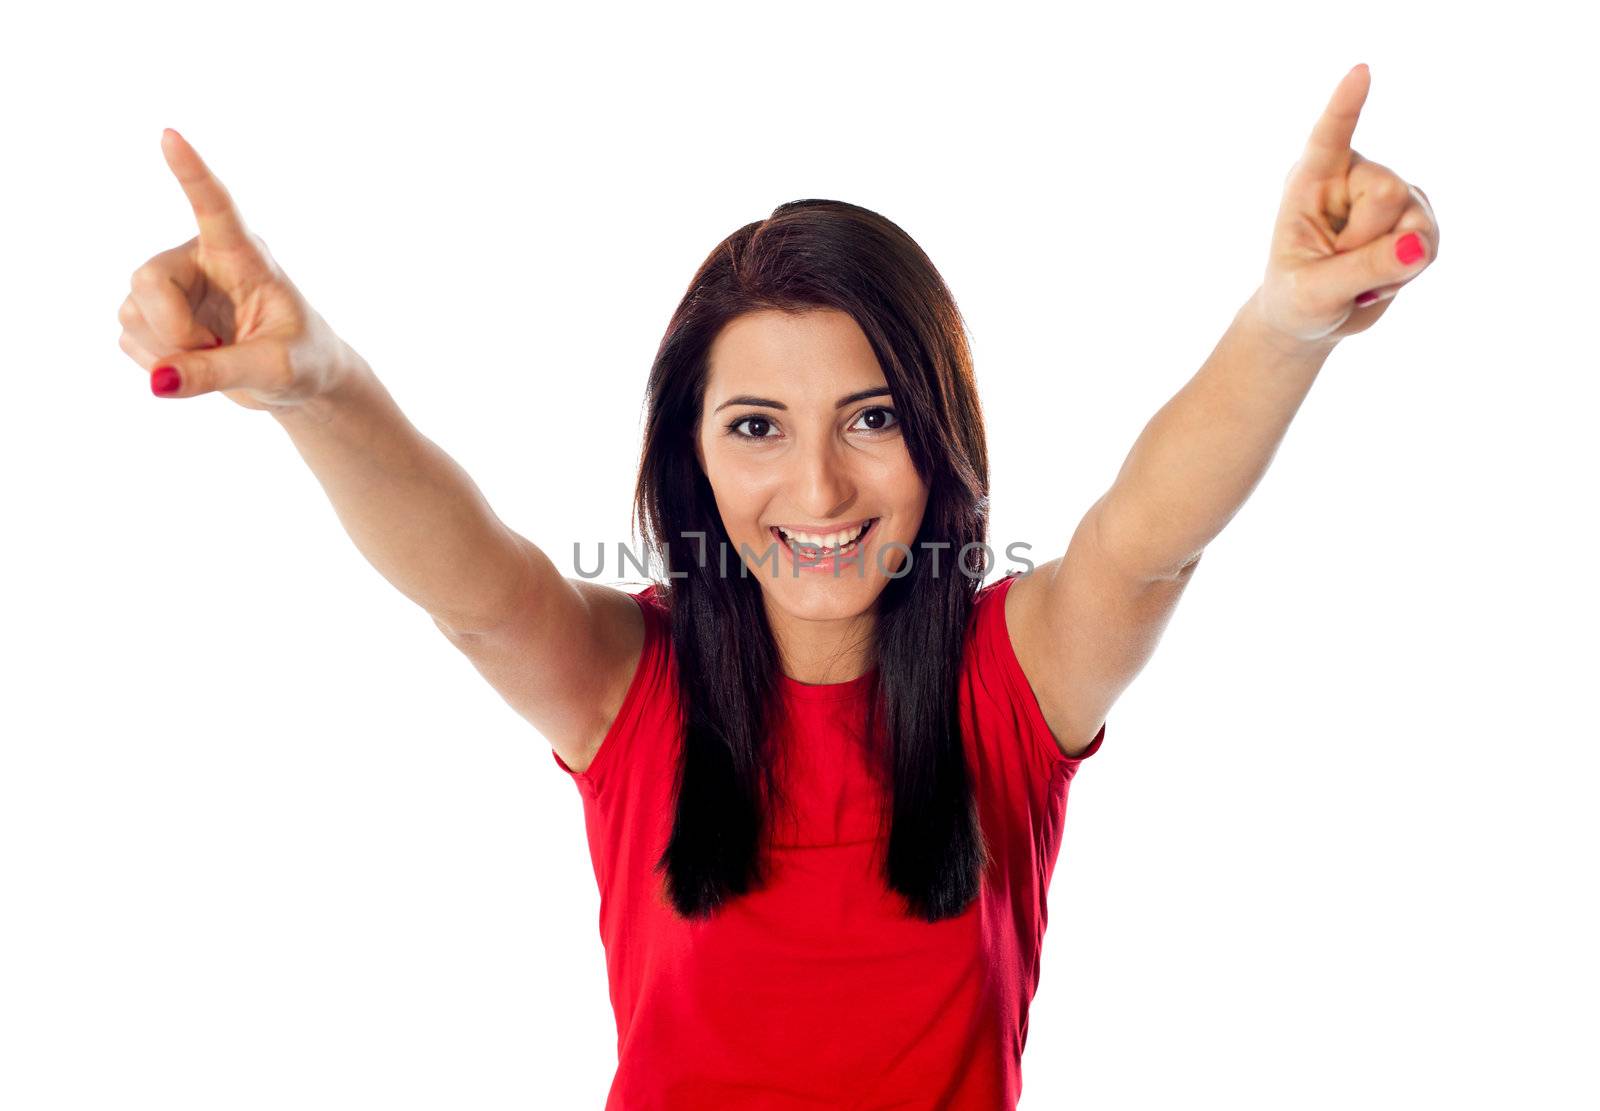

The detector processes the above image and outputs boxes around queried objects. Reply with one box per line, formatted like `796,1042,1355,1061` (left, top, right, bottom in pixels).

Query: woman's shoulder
967,571,1021,637
960,571,1098,774
617,579,673,674
636,579,669,610
551,580,676,788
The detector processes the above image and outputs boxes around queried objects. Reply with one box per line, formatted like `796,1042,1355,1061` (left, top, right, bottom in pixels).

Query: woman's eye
853,407,899,433
728,415,776,440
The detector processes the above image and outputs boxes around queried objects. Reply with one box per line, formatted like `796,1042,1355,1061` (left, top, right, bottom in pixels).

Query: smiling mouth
770,518,878,560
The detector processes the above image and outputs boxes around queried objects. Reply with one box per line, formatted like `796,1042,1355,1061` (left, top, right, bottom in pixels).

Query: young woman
118,63,1436,1110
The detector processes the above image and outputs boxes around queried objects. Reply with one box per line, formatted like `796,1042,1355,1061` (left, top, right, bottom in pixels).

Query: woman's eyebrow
712,386,892,414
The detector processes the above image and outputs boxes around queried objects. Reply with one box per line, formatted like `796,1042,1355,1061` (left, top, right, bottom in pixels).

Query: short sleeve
550,583,670,798
971,572,1106,777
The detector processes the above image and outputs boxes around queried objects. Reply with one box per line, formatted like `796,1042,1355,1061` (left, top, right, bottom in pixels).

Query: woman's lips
769,516,876,536
769,518,879,570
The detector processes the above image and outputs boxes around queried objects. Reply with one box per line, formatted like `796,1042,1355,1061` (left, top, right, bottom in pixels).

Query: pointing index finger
160,128,252,251
1293,64,1370,185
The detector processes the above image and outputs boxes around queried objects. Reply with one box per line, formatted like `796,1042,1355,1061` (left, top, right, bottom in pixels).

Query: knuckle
117,332,146,366
129,262,164,290
117,297,142,326
1373,176,1409,205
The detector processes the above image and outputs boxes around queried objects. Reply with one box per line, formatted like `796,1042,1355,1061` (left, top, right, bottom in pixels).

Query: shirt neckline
777,665,879,703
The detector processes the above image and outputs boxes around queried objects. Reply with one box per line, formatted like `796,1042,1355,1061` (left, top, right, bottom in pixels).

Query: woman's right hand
117,129,361,410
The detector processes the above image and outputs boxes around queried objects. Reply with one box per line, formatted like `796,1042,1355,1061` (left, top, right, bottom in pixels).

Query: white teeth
777,520,870,551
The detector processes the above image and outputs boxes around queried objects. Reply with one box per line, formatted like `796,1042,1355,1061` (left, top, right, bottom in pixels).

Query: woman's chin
761,570,885,617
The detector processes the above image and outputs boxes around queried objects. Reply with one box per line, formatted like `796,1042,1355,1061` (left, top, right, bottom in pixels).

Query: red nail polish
1355,289,1380,306
1395,233,1424,266
151,365,182,396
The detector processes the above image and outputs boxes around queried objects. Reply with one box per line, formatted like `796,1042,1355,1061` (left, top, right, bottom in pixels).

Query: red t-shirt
552,571,1105,1109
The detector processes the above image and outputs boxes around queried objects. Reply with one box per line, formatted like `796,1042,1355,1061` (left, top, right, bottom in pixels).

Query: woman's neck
765,600,877,685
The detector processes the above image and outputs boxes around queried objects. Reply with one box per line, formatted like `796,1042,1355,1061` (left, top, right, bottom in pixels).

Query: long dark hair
634,199,992,923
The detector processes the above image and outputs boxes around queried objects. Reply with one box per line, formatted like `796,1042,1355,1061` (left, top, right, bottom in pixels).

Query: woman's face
696,308,929,623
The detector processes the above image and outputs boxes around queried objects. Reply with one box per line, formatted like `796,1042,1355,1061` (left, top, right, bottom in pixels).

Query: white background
3,1,1595,1107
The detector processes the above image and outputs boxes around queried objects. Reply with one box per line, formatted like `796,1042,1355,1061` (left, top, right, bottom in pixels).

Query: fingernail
1395,233,1425,266
1355,289,1380,307
151,365,182,396
209,337,223,348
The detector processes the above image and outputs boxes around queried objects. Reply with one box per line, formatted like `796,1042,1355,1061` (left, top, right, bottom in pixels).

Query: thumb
1310,229,1430,307
149,338,288,399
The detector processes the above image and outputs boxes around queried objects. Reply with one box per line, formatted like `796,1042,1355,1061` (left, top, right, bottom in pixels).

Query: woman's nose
788,441,857,520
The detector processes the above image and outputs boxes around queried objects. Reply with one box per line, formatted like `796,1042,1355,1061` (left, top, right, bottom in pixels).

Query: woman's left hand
1251,64,1440,351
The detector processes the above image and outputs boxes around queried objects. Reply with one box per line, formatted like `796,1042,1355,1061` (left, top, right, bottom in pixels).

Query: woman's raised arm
118,130,640,765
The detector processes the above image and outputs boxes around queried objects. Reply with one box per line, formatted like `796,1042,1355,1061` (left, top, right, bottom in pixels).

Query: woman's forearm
271,355,531,636
1094,290,1337,580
